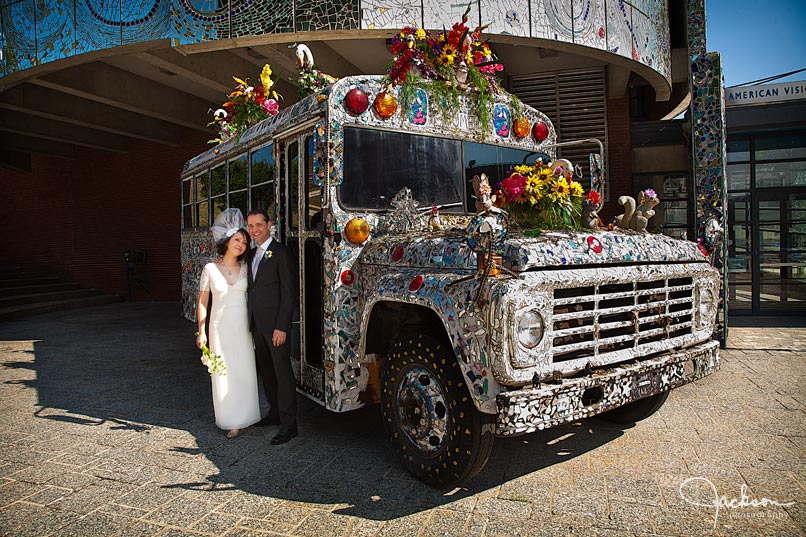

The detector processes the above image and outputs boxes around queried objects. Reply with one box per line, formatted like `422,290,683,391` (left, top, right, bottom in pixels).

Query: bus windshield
339,126,551,212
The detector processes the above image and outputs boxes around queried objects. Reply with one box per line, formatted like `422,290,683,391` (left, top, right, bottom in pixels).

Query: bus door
278,128,325,398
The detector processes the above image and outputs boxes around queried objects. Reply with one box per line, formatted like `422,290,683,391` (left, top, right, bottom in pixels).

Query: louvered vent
510,68,607,184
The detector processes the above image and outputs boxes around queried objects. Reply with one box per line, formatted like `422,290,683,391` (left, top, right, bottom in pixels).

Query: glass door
755,191,806,312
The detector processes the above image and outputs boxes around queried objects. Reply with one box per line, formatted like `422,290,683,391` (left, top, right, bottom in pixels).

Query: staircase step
1,283,81,297
0,289,104,308
0,295,123,322
0,277,60,289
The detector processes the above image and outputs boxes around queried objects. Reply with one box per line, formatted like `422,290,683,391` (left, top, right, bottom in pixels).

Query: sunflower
436,52,455,68
442,43,457,57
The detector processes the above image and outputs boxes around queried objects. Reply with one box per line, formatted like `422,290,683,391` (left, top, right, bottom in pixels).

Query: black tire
381,334,496,488
600,391,670,424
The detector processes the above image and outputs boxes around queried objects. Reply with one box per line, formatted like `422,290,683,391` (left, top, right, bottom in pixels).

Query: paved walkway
0,303,803,536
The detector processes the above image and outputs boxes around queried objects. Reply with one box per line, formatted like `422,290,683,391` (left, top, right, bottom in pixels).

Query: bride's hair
216,228,249,261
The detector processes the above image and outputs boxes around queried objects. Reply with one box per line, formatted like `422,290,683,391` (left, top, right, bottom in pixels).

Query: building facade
724,81,806,314
1,0,727,329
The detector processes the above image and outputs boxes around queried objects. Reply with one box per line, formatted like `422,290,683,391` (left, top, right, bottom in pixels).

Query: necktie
252,247,263,278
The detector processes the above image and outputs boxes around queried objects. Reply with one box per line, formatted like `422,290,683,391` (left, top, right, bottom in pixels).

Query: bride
195,208,261,438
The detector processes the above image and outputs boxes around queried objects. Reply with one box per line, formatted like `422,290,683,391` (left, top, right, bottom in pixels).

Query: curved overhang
0,0,678,161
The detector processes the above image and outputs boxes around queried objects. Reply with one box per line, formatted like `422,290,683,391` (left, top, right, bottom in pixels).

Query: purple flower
643,188,657,199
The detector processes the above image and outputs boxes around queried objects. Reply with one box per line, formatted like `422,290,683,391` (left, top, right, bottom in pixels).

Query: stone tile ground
0,304,803,536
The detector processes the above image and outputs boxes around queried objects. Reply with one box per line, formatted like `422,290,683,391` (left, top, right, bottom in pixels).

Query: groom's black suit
247,239,297,433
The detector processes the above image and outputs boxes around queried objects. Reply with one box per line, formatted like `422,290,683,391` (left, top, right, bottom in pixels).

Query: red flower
586,190,601,205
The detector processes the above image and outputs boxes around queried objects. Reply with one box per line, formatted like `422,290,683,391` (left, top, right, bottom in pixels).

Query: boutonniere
263,250,273,260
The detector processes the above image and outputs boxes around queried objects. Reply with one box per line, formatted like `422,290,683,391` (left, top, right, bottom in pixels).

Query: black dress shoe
270,427,298,445
254,415,281,427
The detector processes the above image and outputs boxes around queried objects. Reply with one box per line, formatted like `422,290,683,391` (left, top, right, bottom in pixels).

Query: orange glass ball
513,116,530,138
344,217,371,244
374,91,398,118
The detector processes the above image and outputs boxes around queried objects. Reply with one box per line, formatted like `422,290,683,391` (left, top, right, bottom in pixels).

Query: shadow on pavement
0,303,625,521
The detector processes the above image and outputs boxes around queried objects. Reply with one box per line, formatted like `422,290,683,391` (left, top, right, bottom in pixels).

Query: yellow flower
569,181,584,197
442,44,457,57
260,64,274,91
415,28,426,40
514,164,531,174
436,53,455,67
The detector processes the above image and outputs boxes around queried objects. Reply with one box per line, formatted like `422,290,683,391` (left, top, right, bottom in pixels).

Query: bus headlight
516,309,545,349
697,286,715,328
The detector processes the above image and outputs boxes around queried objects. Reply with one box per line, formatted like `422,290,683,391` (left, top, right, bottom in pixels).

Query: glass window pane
183,205,194,229
229,155,248,191
212,195,226,222
182,178,192,205
251,182,275,213
229,190,248,218
211,165,226,197
727,164,750,190
304,135,321,229
340,127,464,210
196,173,209,201
728,285,752,311
727,139,750,162
289,140,300,231
754,133,806,160
251,144,275,185
755,161,806,188
728,192,752,278
197,200,210,227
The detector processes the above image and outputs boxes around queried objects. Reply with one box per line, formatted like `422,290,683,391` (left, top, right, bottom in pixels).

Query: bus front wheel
380,334,495,488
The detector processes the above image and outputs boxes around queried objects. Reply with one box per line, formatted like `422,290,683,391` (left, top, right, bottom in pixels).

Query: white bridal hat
210,208,245,244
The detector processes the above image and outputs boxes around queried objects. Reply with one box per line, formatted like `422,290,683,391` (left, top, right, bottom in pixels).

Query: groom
246,209,297,445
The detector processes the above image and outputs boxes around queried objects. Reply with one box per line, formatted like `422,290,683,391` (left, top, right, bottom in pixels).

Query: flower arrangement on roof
493,160,587,230
385,4,507,134
207,64,281,144
293,44,338,98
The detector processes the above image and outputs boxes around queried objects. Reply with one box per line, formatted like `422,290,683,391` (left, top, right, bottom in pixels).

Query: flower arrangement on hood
208,64,281,144
493,160,587,229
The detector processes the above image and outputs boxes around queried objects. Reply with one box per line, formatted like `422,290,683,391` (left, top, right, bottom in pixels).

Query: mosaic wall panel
295,0,359,32
2,0,672,84
480,0,530,38
422,0,482,31
690,51,727,343
687,0,706,57
360,0,423,29
180,228,215,321
230,0,294,38
532,0,574,44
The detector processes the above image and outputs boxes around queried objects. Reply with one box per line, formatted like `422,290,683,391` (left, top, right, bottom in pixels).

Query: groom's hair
247,208,271,222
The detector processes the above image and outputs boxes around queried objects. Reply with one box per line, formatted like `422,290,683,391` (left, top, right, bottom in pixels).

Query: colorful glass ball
513,117,530,138
344,88,369,115
532,121,549,142
374,91,397,118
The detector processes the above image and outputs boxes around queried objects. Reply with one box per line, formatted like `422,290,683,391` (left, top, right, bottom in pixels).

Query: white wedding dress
200,262,261,429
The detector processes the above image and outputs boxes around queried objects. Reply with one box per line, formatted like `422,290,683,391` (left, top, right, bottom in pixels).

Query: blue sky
706,0,806,87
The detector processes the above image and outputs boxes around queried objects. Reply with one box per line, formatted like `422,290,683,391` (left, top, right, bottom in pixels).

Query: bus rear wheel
380,334,495,488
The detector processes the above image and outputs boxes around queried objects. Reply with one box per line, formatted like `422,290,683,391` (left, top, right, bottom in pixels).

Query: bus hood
358,229,707,271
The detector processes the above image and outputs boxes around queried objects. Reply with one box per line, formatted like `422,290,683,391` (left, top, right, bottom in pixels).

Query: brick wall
602,94,632,222
0,131,209,301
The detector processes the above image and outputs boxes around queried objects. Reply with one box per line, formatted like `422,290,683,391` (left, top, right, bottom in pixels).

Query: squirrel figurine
615,190,660,232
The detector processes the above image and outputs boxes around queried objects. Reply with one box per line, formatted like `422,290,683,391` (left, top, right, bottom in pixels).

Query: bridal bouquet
199,341,227,376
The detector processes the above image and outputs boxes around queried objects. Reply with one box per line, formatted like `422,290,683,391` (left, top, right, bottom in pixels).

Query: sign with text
726,81,806,107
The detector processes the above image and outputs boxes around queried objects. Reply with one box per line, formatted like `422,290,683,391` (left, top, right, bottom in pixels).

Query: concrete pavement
0,303,803,536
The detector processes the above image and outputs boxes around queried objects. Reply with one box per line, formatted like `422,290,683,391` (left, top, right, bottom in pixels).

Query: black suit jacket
247,240,295,336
